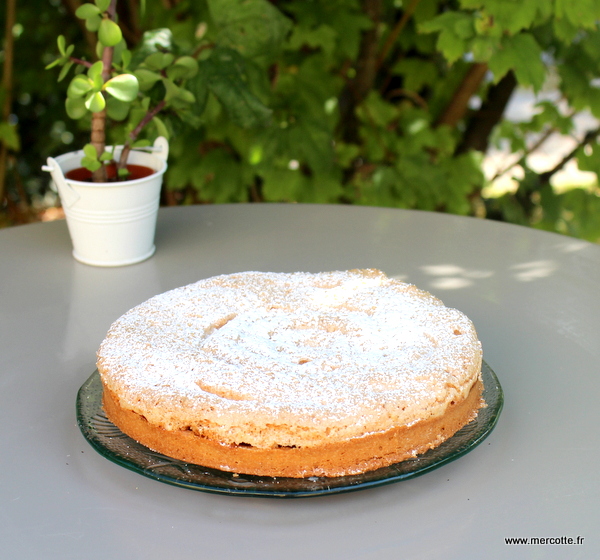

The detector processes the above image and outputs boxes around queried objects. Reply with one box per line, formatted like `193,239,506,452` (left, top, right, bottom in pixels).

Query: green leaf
132,28,173,66
109,39,128,66
288,119,336,174
185,72,209,117
151,115,170,139
298,173,343,204
470,35,499,62
357,91,399,128
558,54,600,118
75,4,101,20
175,87,195,105
256,110,336,177
198,47,272,128
0,122,20,151
166,56,199,81
57,35,66,56
87,60,104,88
57,61,74,82
85,14,102,32
45,59,61,70
121,49,132,69
208,0,293,61
259,166,306,201
190,148,247,203
143,52,175,71
174,108,203,129
85,91,106,112
65,97,87,119
98,19,122,47
462,0,544,36
132,139,152,149
419,12,474,64
81,156,102,172
95,0,111,12
334,142,361,168
106,96,130,120
332,10,373,60
287,24,337,56
134,68,162,91
555,0,600,29
99,151,113,162
488,33,546,91
67,75,93,98
162,79,180,103
83,143,98,159
392,58,438,92
163,79,195,105
104,74,139,102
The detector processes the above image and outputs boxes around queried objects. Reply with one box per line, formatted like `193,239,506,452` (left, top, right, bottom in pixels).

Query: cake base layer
102,379,485,478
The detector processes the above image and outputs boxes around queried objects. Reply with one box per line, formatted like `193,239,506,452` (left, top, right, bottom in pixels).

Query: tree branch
491,126,556,182
456,70,517,154
435,62,488,128
506,125,600,222
539,126,600,185
337,0,383,143
0,0,17,203
375,0,421,72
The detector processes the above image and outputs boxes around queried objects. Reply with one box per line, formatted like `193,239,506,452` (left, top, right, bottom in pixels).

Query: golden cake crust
97,269,484,477
102,378,483,477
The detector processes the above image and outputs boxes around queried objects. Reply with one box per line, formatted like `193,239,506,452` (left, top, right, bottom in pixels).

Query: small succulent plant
46,0,198,181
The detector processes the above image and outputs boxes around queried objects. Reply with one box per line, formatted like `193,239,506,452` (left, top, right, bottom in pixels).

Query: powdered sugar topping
97,270,482,444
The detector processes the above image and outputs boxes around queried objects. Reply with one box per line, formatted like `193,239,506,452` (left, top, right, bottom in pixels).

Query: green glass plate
76,361,503,498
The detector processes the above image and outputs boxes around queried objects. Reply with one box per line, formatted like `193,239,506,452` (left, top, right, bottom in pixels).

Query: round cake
97,269,485,478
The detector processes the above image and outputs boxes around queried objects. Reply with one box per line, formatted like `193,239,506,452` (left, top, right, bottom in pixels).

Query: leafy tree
2,0,600,242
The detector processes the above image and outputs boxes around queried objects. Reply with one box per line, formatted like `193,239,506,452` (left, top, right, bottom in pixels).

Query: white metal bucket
43,137,168,267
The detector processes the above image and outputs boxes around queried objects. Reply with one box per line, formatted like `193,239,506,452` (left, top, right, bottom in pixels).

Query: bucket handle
125,136,169,162
150,136,169,162
42,157,81,209
106,137,169,161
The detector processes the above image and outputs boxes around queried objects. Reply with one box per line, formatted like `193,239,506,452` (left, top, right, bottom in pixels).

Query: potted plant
43,0,199,266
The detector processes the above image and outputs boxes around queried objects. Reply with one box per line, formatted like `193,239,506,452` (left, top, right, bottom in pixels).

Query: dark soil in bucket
65,164,155,182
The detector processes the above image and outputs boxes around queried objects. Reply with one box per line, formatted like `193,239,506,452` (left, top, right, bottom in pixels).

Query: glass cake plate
76,361,503,498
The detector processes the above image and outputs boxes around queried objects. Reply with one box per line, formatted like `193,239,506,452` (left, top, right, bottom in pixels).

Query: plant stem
68,56,93,68
91,0,117,182
90,109,107,167
118,100,166,168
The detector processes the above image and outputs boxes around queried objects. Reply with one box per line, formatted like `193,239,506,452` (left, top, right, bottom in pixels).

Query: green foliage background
2,0,600,242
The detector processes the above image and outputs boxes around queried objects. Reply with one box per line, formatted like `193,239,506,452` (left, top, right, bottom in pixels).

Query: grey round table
1,204,598,559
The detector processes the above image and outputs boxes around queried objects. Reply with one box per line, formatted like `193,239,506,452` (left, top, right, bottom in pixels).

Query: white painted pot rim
51,143,168,188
